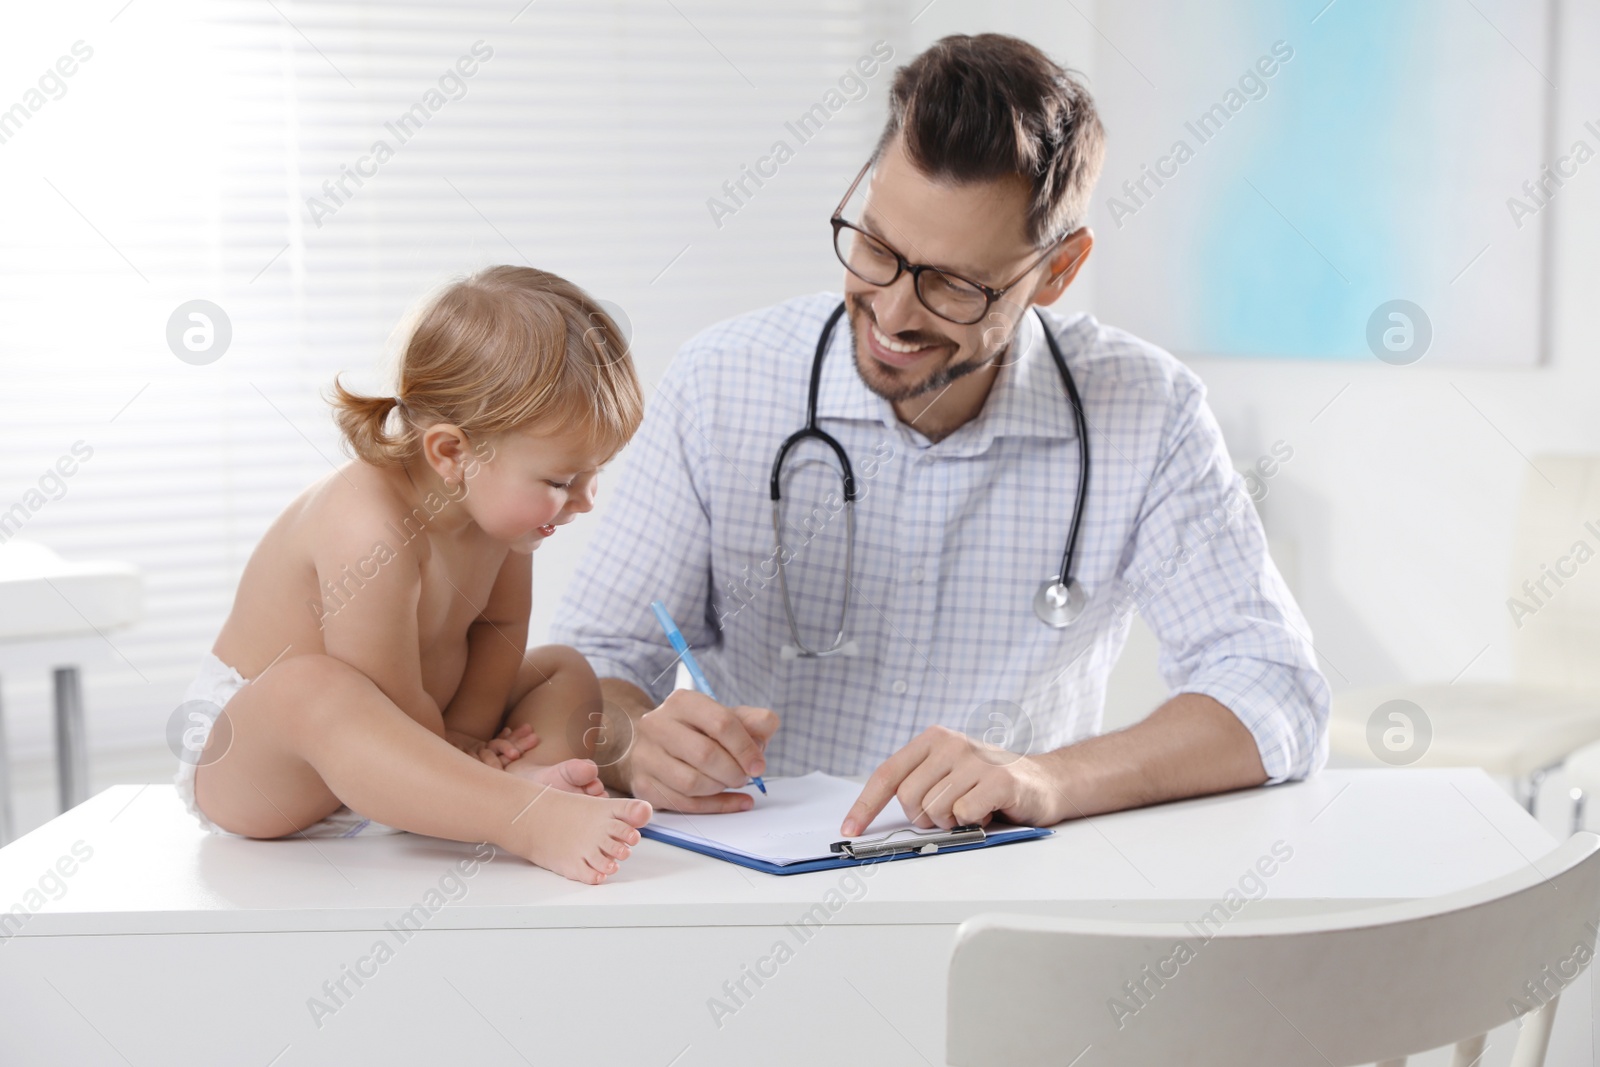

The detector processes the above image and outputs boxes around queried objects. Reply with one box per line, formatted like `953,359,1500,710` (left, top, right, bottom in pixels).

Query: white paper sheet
646,772,1027,866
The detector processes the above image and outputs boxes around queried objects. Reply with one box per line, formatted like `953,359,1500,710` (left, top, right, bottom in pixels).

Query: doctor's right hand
627,689,778,814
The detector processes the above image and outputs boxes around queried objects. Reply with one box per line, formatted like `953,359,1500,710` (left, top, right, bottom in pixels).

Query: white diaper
173,652,404,838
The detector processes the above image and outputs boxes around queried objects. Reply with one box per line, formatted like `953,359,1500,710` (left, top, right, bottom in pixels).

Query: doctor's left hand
840,726,1066,836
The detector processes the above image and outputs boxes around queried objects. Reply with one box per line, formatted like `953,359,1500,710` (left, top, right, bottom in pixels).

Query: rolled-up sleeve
1119,381,1330,782
548,352,714,704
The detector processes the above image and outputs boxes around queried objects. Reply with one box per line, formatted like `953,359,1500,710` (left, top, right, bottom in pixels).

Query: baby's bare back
212,461,506,712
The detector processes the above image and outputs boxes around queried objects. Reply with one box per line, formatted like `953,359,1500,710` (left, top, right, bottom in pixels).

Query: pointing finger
841,735,928,837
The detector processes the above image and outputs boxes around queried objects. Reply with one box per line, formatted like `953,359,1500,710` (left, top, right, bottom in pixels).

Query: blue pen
650,600,767,795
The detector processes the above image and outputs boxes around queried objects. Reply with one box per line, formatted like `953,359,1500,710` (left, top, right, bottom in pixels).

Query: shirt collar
968,309,1086,446
814,303,894,426
814,301,1086,454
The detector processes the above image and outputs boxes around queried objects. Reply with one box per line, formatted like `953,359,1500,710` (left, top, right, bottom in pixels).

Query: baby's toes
558,758,601,788
599,838,631,861
587,852,620,879
614,798,652,828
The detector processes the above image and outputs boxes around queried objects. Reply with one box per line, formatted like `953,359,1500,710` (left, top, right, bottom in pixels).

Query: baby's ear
420,423,472,480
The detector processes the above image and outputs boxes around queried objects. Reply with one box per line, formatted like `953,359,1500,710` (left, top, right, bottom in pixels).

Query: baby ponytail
330,376,413,465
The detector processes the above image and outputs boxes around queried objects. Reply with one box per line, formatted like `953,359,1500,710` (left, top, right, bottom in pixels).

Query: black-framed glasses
830,160,1067,326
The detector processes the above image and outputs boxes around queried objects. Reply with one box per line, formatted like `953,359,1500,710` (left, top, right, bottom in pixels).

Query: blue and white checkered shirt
551,293,1329,782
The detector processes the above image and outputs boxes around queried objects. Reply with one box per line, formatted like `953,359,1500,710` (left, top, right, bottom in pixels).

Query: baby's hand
449,725,540,769
488,723,539,764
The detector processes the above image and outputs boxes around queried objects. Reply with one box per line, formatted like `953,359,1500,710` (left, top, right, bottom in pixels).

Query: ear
1031,229,1094,308
420,424,472,485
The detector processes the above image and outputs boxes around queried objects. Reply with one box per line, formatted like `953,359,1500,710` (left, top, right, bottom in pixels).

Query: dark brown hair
332,265,643,466
874,33,1105,245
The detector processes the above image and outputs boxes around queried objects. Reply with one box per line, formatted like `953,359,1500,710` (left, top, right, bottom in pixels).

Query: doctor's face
841,136,1050,404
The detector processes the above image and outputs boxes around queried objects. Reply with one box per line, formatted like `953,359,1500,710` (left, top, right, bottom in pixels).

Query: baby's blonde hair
332,265,643,465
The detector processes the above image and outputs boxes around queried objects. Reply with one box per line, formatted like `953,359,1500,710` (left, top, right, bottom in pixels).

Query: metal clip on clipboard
829,824,986,860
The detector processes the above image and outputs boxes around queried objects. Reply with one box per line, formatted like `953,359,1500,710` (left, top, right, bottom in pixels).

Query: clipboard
638,772,1053,875
641,821,1051,875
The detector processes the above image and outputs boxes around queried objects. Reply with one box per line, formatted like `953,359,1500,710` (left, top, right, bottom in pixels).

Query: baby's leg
502,645,605,765
192,654,649,884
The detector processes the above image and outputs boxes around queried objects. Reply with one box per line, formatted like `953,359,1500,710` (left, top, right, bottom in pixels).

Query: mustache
845,293,955,348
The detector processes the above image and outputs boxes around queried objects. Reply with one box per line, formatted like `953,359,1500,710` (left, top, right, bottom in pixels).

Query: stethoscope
769,302,1091,659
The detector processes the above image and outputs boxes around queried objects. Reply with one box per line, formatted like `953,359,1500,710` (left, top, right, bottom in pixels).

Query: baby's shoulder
291,462,430,568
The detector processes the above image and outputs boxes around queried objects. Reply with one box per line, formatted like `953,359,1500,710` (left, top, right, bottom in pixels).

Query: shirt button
891,679,908,695
910,567,924,583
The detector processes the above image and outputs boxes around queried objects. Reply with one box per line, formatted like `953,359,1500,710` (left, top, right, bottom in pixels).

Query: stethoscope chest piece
1034,577,1086,628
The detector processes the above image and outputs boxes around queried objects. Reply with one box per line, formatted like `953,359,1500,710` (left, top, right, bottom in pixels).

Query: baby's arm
315,528,446,737
441,550,531,754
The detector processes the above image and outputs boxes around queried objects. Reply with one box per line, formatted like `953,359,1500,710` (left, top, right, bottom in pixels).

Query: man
551,33,1328,836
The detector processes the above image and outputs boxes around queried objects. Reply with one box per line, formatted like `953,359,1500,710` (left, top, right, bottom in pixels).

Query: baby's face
461,424,609,552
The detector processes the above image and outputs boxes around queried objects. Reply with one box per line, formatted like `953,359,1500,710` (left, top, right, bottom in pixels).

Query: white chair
1562,742,1600,833
1328,455,1600,815
0,539,141,842
948,832,1600,1067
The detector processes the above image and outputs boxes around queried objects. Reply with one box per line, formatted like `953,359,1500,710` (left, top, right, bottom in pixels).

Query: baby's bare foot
506,788,652,885
505,757,607,797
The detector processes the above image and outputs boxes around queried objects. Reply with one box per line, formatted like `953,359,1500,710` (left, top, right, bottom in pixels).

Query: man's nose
869,272,929,336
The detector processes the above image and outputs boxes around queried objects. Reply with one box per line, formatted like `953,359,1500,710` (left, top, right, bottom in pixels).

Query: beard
844,292,1000,403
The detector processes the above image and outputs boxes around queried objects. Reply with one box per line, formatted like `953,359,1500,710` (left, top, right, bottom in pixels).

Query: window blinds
0,0,896,757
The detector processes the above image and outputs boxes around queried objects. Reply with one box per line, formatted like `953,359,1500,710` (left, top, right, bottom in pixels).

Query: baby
176,265,651,884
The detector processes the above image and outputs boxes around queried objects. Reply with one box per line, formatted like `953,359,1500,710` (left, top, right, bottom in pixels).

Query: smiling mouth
870,320,935,355
865,316,952,370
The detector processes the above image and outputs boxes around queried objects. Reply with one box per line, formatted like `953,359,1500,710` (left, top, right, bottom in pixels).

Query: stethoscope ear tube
770,301,856,505
1049,306,1091,596
1036,305,1092,629
770,428,856,503
772,497,856,658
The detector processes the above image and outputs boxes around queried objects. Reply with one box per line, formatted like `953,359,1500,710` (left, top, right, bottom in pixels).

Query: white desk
0,770,1565,1065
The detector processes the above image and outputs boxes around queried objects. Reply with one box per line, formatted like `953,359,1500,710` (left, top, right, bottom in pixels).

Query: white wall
1186,0,1600,696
